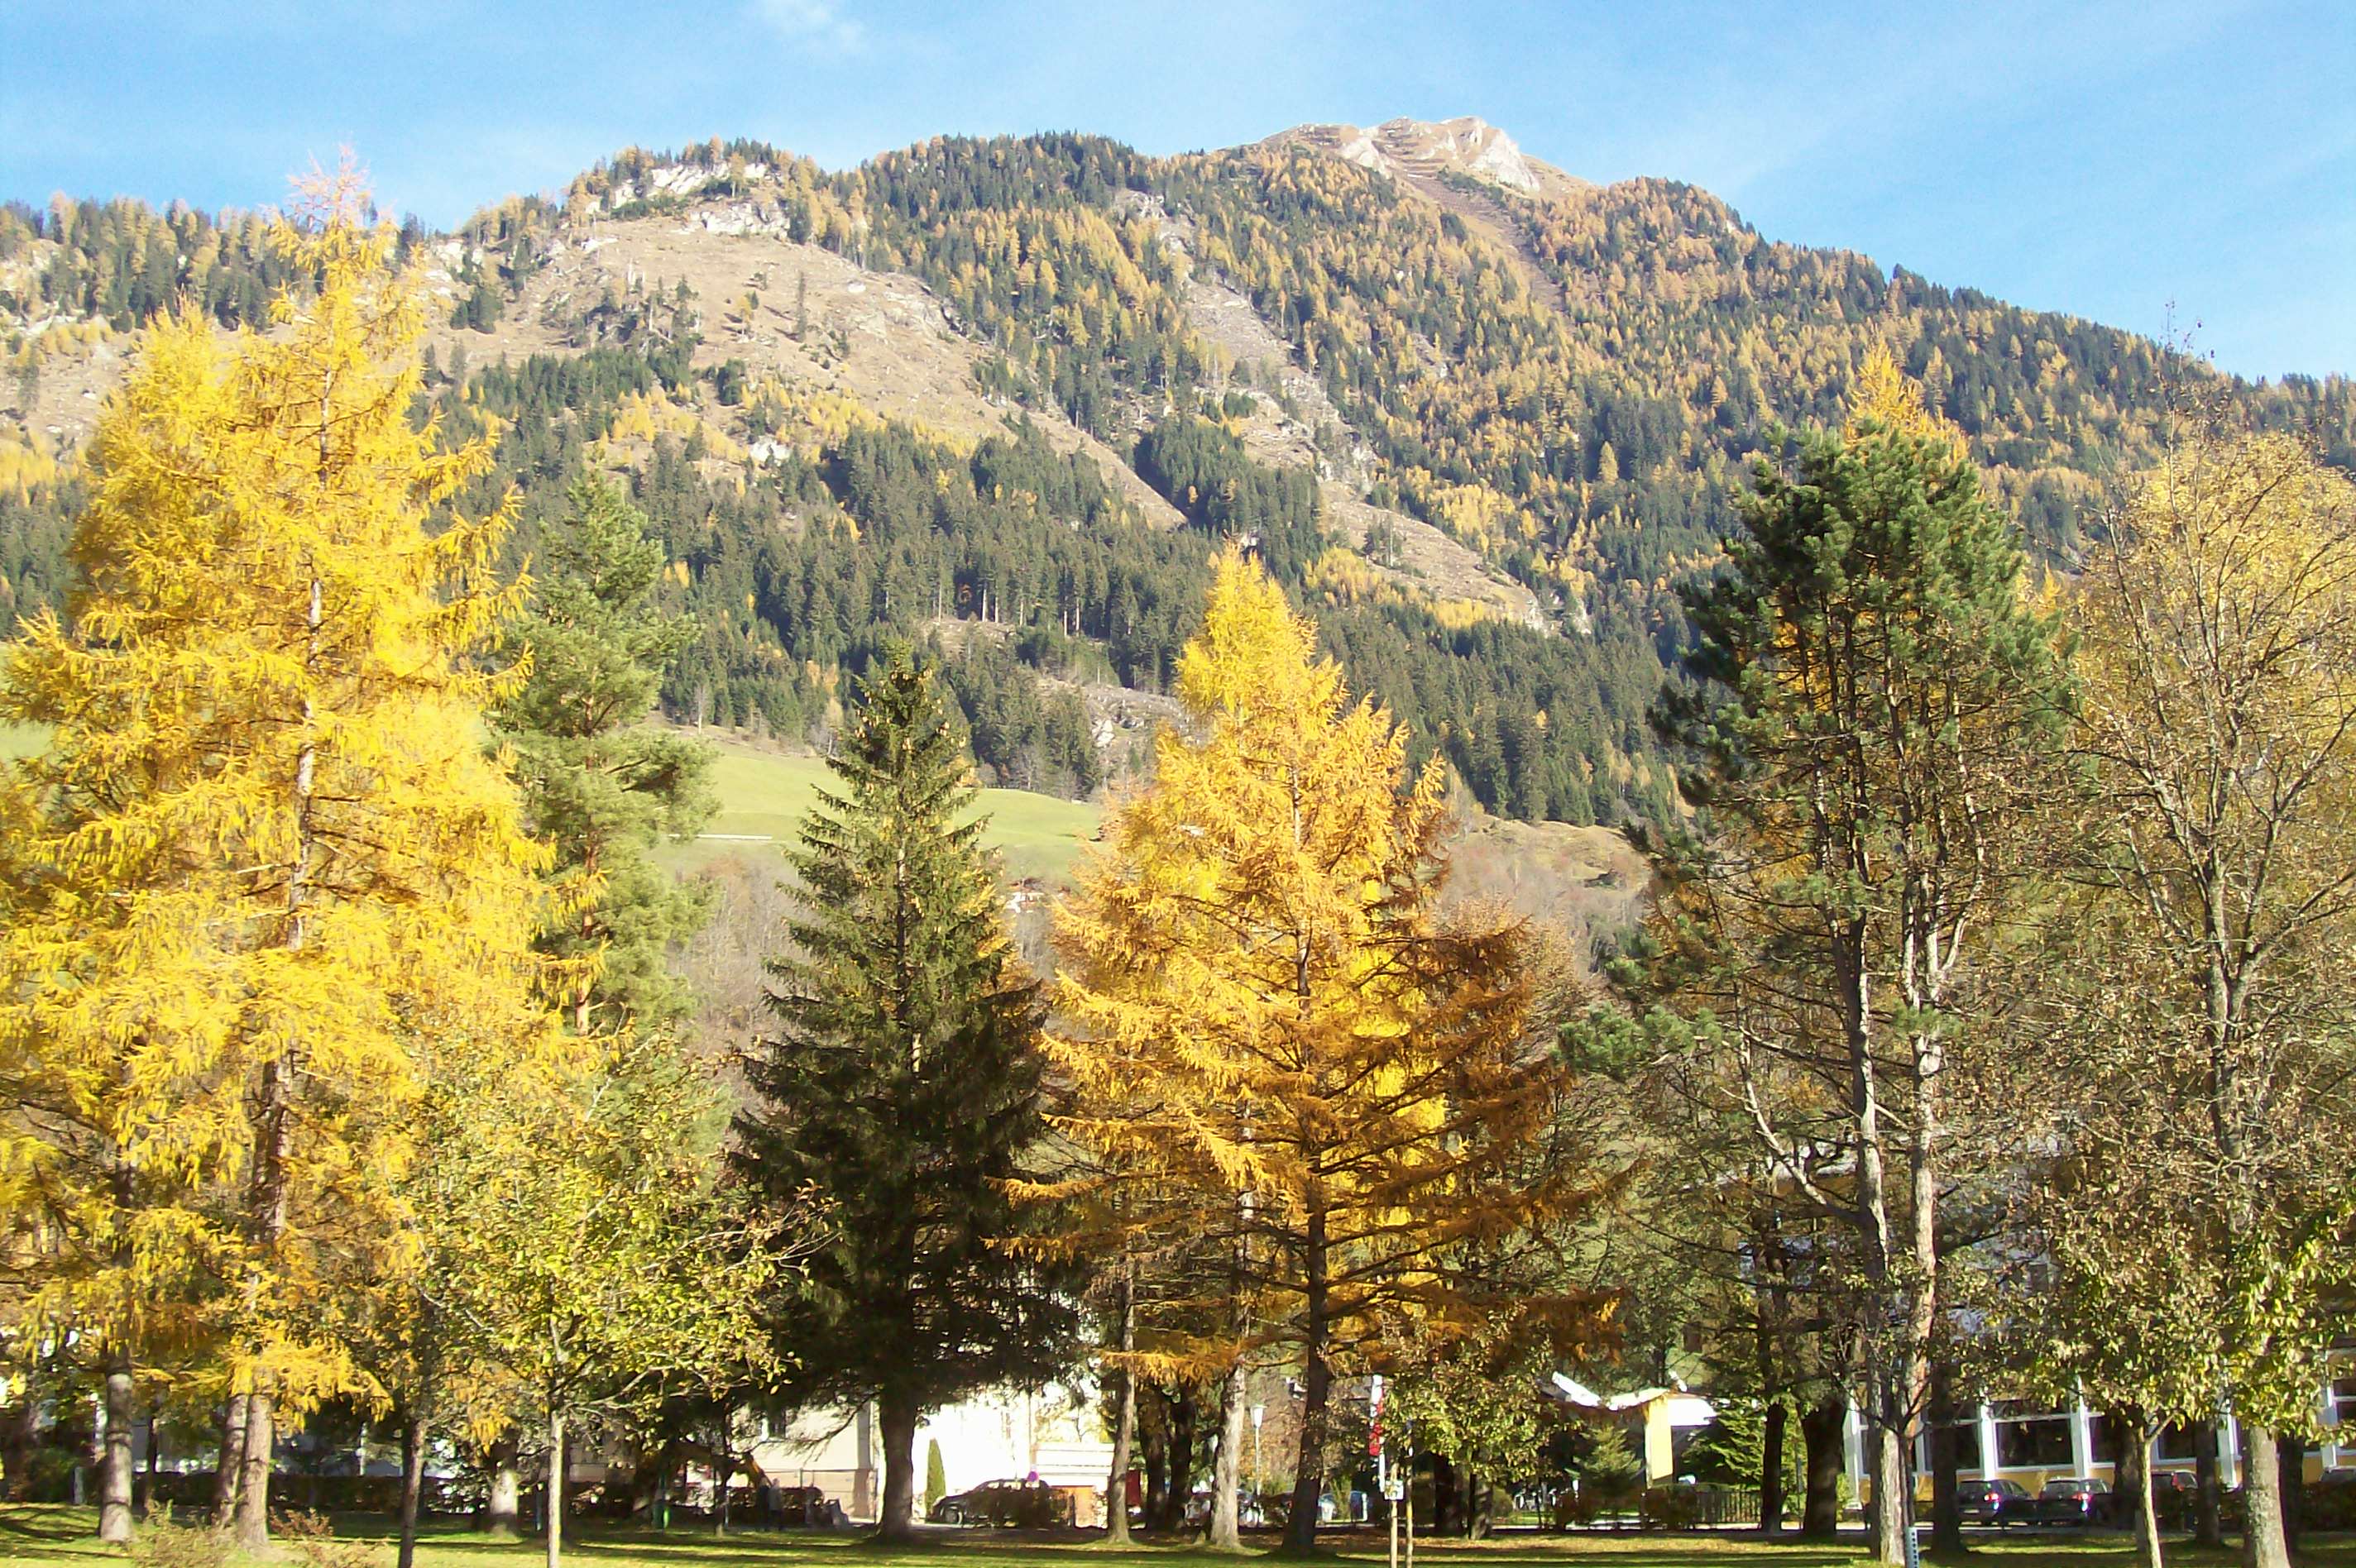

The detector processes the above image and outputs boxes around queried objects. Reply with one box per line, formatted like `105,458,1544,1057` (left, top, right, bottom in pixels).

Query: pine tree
0,168,553,1551
1628,363,2068,1563
732,648,1079,1542
1049,549,1599,1553
491,473,716,1035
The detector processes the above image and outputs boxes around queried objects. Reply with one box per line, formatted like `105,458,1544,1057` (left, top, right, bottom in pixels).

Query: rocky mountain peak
1257,115,1586,200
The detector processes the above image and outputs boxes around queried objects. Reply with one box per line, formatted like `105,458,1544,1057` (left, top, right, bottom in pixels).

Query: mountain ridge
2,121,2351,849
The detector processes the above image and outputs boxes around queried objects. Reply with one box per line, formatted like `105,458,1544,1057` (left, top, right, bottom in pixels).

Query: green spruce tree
493,474,716,1033
733,650,1079,1542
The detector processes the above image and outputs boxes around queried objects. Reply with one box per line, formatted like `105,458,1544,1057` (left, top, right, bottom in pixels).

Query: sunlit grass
0,722,1101,887
662,735,1100,887
3,1506,2343,1568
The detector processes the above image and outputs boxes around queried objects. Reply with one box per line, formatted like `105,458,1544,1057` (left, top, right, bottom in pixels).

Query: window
2153,1422,2201,1462
1993,1402,2073,1469
2326,1375,2356,1469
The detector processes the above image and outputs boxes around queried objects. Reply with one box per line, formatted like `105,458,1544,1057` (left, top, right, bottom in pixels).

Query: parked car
2031,1476,2115,1525
2304,1470,2356,1531
2148,1469,2197,1527
928,1478,1070,1527
1959,1478,2031,1526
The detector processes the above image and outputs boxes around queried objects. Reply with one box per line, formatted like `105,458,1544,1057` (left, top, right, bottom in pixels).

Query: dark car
1959,1478,2030,1526
2032,1476,2114,1525
2148,1469,2196,1527
928,1478,1071,1527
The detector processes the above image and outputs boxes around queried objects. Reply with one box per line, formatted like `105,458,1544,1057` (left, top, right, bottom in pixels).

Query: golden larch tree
1049,549,1602,1553
0,167,554,1550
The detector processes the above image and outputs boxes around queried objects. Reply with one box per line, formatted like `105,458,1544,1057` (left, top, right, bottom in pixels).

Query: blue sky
3,0,2349,379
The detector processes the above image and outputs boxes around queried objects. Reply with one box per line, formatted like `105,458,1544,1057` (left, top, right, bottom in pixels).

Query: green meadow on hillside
0,724,1099,887
668,736,1099,885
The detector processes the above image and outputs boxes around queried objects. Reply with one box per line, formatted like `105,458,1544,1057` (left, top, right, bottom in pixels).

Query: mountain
4,119,2352,844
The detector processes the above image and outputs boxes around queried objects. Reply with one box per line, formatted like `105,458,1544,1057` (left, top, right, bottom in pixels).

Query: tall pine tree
1050,550,1602,1553
491,474,715,1035
732,649,1077,1542
1626,353,2067,1562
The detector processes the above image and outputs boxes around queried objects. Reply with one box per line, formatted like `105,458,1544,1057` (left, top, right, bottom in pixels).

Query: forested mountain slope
3,119,2349,833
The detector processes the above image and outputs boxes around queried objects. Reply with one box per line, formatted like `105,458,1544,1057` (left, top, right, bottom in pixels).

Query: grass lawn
0,1509,2338,1568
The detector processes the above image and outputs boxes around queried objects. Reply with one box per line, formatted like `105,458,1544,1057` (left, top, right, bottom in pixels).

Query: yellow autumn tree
1851,341,1966,454
2054,427,2356,1568
0,168,554,1550
1048,549,1602,1553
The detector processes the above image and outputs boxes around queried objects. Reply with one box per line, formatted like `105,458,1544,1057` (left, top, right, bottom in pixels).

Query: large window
1992,1402,2074,1469
1916,1417,1985,1472
2153,1423,2202,1463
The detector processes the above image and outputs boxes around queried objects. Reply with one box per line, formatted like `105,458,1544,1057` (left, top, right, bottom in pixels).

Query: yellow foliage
0,176,558,1417
1047,549,1599,1407
0,436,60,499
1849,342,1966,456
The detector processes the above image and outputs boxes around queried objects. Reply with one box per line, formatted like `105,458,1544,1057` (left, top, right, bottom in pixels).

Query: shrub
127,1515,232,1568
274,1509,383,1568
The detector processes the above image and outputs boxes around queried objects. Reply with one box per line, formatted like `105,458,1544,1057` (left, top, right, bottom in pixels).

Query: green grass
1,1508,2339,1568
0,724,1100,887
664,737,1099,887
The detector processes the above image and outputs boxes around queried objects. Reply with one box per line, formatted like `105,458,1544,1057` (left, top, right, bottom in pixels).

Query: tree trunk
232,1384,273,1553
142,1399,162,1519
1430,1455,1460,1536
98,1347,135,1544
1139,1385,1170,1530
874,1389,918,1543
545,1408,565,1568
2277,1432,2305,1558
2241,1424,2291,1568
1870,1414,1911,1565
710,1409,735,1538
1760,1399,1789,1535
397,1410,428,1568
1161,1383,1198,1531
1208,1358,1247,1550
1928,1369,1964,1556
487,1432,521,1537
212,1394,247,1525
1800,1398,1846,1540
2114,1411,2159,1568
4,1383,37,1502
2195,1420,2223,1546
1104,1263,1137,1546
1282,1207,1333,1554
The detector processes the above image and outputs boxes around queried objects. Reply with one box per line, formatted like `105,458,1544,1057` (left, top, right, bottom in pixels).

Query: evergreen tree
732,649,1079,1542
1617,361,2067,1564
492,474,715,1034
